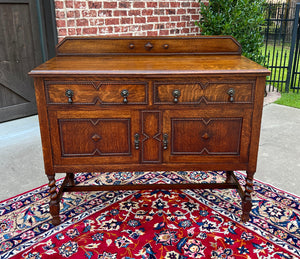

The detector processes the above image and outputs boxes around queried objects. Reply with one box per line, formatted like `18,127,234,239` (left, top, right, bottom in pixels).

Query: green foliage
275,92,300,109
196,0,266,64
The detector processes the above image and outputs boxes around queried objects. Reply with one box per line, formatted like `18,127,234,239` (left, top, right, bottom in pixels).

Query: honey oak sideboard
29,36,270,225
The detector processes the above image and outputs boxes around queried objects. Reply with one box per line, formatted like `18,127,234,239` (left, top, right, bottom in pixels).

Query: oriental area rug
0,171,299,258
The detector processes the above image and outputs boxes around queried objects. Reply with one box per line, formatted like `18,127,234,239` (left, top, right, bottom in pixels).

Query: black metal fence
263,0,300,93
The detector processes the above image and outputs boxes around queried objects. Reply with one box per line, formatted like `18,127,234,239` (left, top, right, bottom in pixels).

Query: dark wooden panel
0,1,40,121
41,0,58,59
0,68,36,121
0,0,56,122
0,83,25,108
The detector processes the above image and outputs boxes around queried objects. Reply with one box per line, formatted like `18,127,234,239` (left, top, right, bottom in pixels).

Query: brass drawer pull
163,133,168,150
134,133,140,150
172,89,181,103
121,89,129,103
65,89,74,104
227,88,235,102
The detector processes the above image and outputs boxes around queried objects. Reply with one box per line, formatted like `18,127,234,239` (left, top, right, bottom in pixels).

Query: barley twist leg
241,171,254,223
47,175,61,225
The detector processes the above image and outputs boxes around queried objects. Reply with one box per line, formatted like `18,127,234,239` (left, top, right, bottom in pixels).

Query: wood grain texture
55,36,242,56
154,79,255,104
45,80,148,105
30,36,270,225
29,55,269,76
141,111,162,163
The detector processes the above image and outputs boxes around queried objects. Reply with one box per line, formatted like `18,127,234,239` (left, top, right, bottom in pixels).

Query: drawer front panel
49,110,140,165
153,79,255,105
45,80,148,105
163,109,251,163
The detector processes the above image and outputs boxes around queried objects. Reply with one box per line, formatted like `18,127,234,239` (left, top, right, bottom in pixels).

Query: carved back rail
56,36,242,56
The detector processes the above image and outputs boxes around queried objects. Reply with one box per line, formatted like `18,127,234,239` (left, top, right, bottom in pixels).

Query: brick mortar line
54,0,203,39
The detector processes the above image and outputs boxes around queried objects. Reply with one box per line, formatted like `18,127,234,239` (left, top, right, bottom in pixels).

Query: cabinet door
163,109,251,164
49,110,140,166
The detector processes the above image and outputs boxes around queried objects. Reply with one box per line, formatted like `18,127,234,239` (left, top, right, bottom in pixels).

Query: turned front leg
47,175,61,225
241,171,254,222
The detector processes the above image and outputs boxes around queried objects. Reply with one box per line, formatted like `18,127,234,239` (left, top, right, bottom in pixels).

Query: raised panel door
49,109,140,166
163,108,252,164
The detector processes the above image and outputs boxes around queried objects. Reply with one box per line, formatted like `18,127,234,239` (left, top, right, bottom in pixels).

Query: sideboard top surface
29,36,270,76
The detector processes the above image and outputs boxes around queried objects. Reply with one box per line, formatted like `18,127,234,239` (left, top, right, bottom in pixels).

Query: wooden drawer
45,80,148,105
153,79,255,105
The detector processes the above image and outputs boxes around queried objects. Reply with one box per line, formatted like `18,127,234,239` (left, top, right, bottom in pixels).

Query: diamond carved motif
144,42,153,51
201,132,210,140
91,134,101,142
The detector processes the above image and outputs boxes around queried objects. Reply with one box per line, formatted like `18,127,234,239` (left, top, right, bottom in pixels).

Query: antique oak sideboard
29,36,270,225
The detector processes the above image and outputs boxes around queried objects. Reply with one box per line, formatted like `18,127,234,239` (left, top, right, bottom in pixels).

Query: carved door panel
163,109,252,164
49,110,140,166
140,110,163,164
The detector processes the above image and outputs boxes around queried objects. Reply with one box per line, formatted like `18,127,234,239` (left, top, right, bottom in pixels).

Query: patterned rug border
1,171,299,258
1,190,138,258
238,171,300,201
1,171,299,207
185,189,300,257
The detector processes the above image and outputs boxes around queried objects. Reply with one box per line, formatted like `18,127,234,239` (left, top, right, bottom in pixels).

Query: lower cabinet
48,107,251,167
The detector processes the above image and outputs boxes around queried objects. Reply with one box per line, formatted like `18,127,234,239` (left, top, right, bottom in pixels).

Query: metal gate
287,2,300,92
264,1,300,93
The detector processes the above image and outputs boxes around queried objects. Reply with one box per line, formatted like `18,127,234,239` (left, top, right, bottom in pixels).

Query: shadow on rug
0,171,299,258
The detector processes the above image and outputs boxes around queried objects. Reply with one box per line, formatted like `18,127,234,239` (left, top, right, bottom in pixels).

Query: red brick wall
54,0,206,42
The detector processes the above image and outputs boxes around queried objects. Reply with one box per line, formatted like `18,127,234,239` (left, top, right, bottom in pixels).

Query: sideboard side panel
248,76,267,172
34,78,54,175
